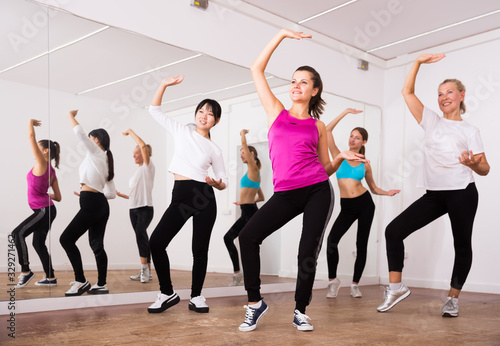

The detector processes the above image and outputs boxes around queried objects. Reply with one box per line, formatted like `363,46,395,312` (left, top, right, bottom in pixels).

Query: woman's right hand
345,108,363,115
162,75,184,87
280,28,312,40
415,53,445,64
68,110,78,117
30,119,42,127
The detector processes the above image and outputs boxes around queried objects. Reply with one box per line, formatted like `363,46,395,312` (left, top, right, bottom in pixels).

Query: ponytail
89,128,114,181
38,139,61,169
248,145,262,170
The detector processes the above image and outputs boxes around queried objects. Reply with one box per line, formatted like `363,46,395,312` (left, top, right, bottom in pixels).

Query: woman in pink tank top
237,29,367,333
11,119,61,288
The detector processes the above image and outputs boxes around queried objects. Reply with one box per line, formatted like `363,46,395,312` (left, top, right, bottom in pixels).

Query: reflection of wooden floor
3,286,500,344
1,270,296,300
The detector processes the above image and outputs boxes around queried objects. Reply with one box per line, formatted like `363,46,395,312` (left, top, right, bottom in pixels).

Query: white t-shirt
417,107,484,191
74,125,116,199
129,160,155,209
149,105,228,186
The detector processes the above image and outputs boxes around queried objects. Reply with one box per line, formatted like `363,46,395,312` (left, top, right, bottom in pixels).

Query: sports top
336,160,365,181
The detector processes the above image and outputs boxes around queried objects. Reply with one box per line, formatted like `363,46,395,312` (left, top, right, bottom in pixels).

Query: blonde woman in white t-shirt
146,76,228,315
377,54,490,317
116,129,155,284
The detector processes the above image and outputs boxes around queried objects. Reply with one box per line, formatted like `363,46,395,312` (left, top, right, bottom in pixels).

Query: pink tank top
268,109,329,192
27,164,56,210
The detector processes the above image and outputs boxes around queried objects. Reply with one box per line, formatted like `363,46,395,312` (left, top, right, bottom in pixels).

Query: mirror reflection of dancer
147,76,228,315
238,29,367,332
377,54,490,317
224,129,265,287
12,119,61,288
325,109,400,299
60,110,116,296
116,129,155,284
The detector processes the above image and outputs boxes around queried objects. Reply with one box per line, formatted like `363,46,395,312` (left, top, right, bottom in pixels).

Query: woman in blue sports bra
224,129,265,286
325,108,400,299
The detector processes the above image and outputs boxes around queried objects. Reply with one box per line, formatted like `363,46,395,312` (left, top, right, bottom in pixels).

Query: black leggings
60,191,110,286
224,203,258,272
130,206,154,263
385,183,478,290
327,191,375,283
12,205,56,277
149,180,216,298
239,180,334,313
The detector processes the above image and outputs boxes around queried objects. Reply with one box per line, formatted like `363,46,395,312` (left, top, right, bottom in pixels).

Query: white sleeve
104,179,116,199
420,107,439,132
468,129,485,155
148,105,184,135
211,152,228,187
73,125,101,154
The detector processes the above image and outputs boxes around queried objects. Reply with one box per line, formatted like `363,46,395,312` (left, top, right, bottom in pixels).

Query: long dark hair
248,145,261,170
38,139,60,169
352,127,368,156
89,128,114,181
295,65,326,119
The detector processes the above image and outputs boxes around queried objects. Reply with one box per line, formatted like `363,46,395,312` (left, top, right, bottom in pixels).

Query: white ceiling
242,0,500,60
2,0,500,109
0,0,286,110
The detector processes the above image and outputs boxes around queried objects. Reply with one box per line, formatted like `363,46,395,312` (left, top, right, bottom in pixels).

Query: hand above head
459,150,482,169
162,75,184,87
68,110,78,117
240,129,249,136
30,119,42,127
122,129,132,136
280,28,312,40
416,53,446,64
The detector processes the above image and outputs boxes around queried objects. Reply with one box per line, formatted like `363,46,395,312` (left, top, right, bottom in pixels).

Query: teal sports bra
336,160,365,181
240,172,260,189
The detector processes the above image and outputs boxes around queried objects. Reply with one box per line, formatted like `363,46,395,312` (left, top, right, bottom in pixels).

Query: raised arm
68,110,79,128
325,108,363,159
251,29,311,127
364,162,400,196
28,119,46,175
240,129,258,172
123,129,150,166
151,76,184,106
402,54,445,123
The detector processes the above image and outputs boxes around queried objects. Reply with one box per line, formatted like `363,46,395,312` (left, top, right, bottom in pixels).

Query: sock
141,264,148,269
351,284,358,288
249,300,262,309
389,282,403,291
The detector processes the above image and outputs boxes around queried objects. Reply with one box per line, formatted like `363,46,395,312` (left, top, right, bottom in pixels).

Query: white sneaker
326,278,341,298
229,272,243,286
140,267,150,283
131,269,153,281
189,295,209,313
147,292,180,313
87,283,109,295
442,297,459,317
351,285,362,298
65,280,90,296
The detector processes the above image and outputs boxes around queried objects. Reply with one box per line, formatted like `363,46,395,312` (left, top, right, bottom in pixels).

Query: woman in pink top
237,29,366,333
12,119,61,288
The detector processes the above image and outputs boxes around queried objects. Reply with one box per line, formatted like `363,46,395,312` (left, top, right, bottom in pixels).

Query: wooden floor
3,285,499,345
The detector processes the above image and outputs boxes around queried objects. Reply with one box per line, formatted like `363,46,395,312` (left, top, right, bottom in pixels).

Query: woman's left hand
459,150,481,168
206,176,224,190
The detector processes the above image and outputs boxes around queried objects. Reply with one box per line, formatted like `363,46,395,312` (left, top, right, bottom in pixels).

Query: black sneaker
148,292,180,313
87,283,109,295
15,271,35,288
65,280,91,296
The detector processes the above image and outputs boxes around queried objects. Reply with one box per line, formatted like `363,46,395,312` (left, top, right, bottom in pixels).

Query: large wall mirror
1,0,382,303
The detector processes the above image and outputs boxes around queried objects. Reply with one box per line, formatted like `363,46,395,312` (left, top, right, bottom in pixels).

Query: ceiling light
76,54,202,95
367,9,500,53
0,26,109,75
298,0,357,24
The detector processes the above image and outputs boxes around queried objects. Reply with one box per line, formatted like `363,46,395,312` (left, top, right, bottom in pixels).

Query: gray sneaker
140,267,150,283
442,297,459,317
326,278,341,298
350,285,362,298
229,272,243,286
131,269,153,281
377,284,411,312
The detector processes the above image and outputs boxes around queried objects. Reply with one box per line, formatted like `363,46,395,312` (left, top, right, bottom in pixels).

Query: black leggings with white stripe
239,180,334,313
12,205,56,277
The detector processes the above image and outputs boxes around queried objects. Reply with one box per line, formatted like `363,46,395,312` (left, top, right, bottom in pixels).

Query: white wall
379,39,500,294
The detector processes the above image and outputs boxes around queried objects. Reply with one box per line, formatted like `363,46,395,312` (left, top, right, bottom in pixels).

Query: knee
385,222,399,242
223,232,235,245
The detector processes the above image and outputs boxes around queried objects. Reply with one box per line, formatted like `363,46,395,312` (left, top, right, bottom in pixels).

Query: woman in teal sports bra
325,108,400,299
224,129,265,286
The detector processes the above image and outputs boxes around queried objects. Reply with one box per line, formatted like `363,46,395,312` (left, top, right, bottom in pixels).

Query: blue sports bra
240,172,260,189
336,160,365,181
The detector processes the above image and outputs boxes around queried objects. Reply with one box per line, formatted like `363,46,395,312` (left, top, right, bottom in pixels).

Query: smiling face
195,103,218,131
438,82,465,115
133,146,143,165
289,70,318,104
